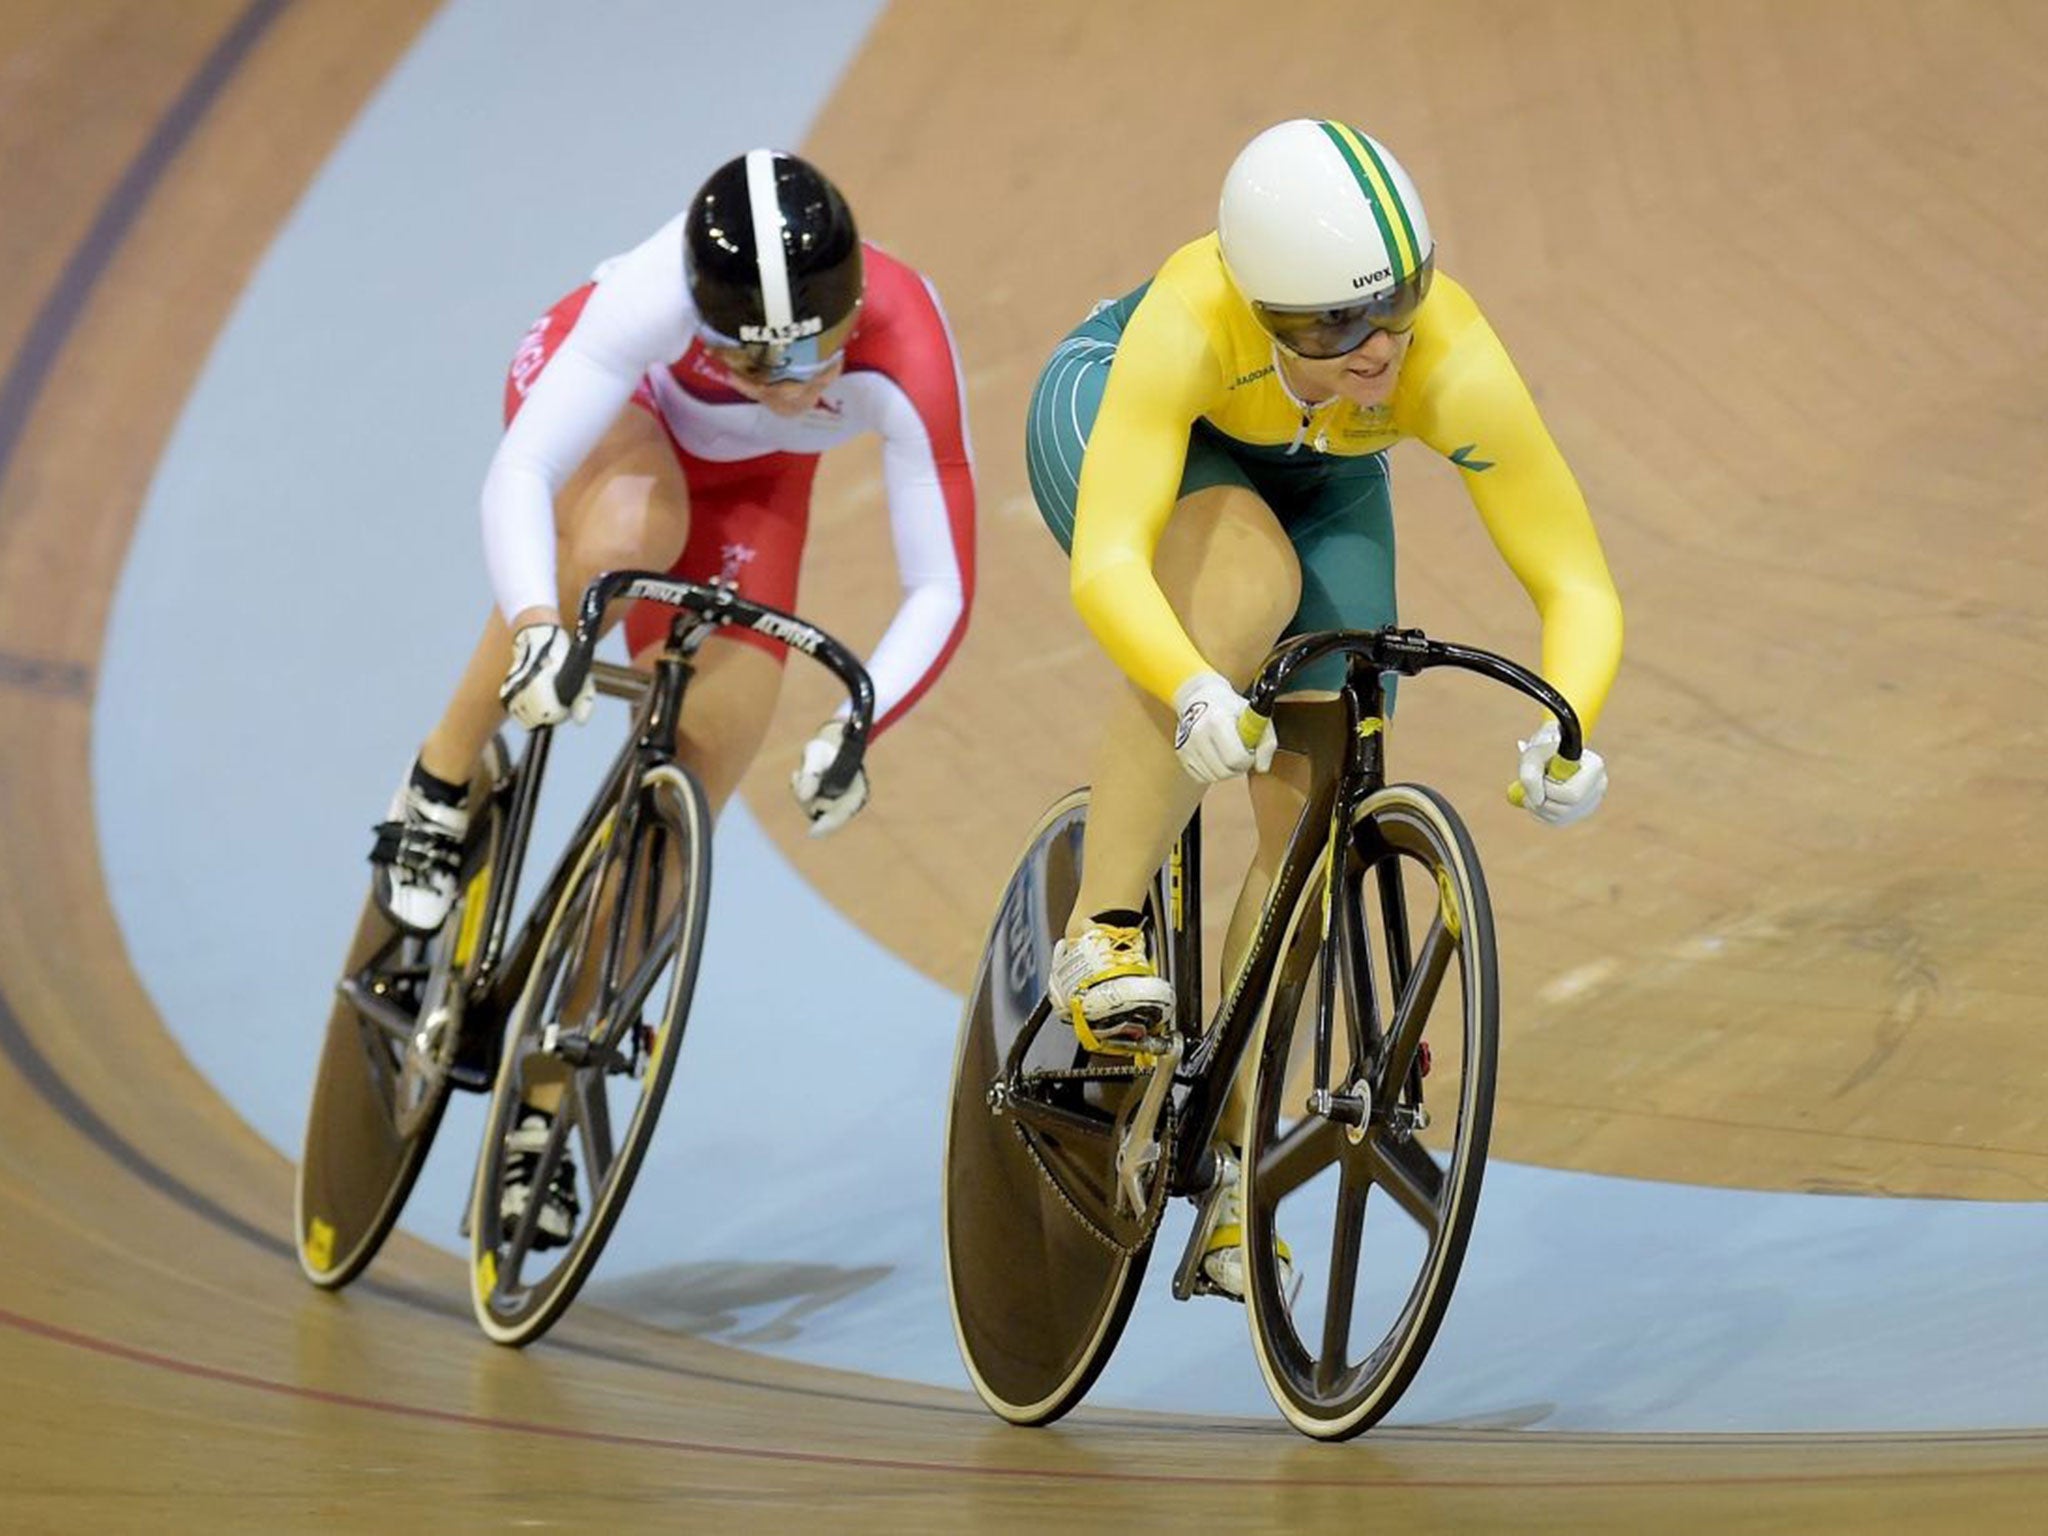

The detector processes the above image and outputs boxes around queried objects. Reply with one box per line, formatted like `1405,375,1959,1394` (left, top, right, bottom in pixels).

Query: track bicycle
943,626,1581,1439
295,570,873,1347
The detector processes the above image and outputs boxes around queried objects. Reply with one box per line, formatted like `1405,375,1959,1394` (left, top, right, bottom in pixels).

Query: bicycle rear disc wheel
943,789,1171,1425
295,741,508,1289
469,762,711,1347
1243,783,1497,1439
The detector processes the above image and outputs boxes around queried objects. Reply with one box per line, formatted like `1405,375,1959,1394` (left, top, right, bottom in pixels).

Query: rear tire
942,790,1172,1424
295,739,509,1289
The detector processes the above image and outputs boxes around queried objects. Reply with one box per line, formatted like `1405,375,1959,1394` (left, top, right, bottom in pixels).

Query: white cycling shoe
1199,1147,1297,1303
499,1109,579,1250
1048,922,1177,1055
370,779,469,935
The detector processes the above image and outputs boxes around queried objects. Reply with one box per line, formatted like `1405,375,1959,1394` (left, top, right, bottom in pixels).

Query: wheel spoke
1315,1162,1370,1391
595,917,681,1051
570,1071,615,1189
1258,1114,1344,1202
557,827,624,1025
1377,913,1454,1101
1364,1133,1445,1234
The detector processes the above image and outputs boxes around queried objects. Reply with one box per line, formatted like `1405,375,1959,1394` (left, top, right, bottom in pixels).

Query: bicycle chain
1023,1063,1152,1084
1012,1108,1175,1259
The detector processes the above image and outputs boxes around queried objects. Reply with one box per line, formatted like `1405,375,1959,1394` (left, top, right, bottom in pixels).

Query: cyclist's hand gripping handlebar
1172,671,1275,783
1239,626,1590,811
500,622,595,728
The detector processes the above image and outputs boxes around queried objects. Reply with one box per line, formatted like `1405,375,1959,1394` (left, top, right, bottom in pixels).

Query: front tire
468,762,712,1347
1242,783,1498,1439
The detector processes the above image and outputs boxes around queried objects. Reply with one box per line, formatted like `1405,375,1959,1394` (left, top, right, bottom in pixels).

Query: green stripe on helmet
1316,120,1420,285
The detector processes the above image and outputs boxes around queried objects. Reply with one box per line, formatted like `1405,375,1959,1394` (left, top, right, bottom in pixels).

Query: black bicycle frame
452,570,875,1048
1154,627,1581,1195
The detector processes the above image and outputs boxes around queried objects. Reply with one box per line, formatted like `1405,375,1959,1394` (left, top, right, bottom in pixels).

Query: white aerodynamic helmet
1218,119,1435,358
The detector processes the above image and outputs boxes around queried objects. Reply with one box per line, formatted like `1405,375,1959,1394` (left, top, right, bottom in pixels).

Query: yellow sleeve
1067,284,1225,705
1411,313,1624,737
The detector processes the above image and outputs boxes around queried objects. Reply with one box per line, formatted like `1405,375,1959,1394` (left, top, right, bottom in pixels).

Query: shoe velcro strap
368,820,406,865
370,820,462,877
1082,962,1154,986
1203,1222,1293,1263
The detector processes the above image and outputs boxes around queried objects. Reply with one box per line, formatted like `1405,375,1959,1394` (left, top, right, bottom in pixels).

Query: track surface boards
2,2,2044,1529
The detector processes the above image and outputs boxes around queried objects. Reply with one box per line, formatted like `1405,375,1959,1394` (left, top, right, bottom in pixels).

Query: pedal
1074,1005,1174,1059
1169,1147,1307,1308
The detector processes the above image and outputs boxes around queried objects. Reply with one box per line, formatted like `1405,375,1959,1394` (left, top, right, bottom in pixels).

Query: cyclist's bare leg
1066,482,1302,937
655,635,785,815
434,407,691,1118
415,407,691,785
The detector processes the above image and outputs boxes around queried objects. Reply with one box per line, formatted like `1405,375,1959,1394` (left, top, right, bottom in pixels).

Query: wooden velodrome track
2,1,2043,1529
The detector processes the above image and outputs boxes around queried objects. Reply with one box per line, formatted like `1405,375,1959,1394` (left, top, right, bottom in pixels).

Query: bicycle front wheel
469,761,711,1347
1243,782,1497,1439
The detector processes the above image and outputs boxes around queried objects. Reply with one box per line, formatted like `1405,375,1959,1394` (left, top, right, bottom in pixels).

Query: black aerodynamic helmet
684,149,863,378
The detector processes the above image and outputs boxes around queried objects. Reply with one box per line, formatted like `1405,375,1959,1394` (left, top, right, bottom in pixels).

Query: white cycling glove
1514,718,1608,826
499,623,594,729
1172,671,1277,785
790,719,868,837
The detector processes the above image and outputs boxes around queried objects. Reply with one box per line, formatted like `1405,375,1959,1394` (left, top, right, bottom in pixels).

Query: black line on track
0,0,1000,1428
0,0,293,500
0,0,1220,1442
0,0,306,1270
0,0,1250,1440
0,650,92,698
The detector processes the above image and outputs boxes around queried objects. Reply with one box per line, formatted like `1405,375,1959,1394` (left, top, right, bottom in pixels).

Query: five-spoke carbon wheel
469,762,711,1347
1242,783,1497,1439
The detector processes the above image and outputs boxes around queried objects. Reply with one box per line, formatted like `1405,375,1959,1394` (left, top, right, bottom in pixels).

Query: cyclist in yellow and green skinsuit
1025,118,1624,1298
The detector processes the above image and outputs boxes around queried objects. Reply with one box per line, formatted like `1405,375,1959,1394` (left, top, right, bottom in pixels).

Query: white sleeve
479,217,695,623
854,380,972,730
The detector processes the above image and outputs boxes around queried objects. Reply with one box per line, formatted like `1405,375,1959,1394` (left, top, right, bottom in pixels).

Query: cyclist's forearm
481,458,561,622
1070,553,1209,706
856,578,967,736
1534,580,1624,736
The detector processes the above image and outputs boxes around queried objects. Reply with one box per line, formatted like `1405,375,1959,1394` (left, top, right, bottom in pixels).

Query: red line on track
1,1303,2041,1492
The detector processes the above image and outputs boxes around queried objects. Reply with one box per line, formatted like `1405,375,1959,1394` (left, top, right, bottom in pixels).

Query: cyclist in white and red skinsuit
365,150,976,1250
371,148,976,941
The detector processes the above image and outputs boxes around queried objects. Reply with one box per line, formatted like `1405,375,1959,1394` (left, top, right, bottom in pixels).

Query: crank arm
1114,1035,1183,1216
